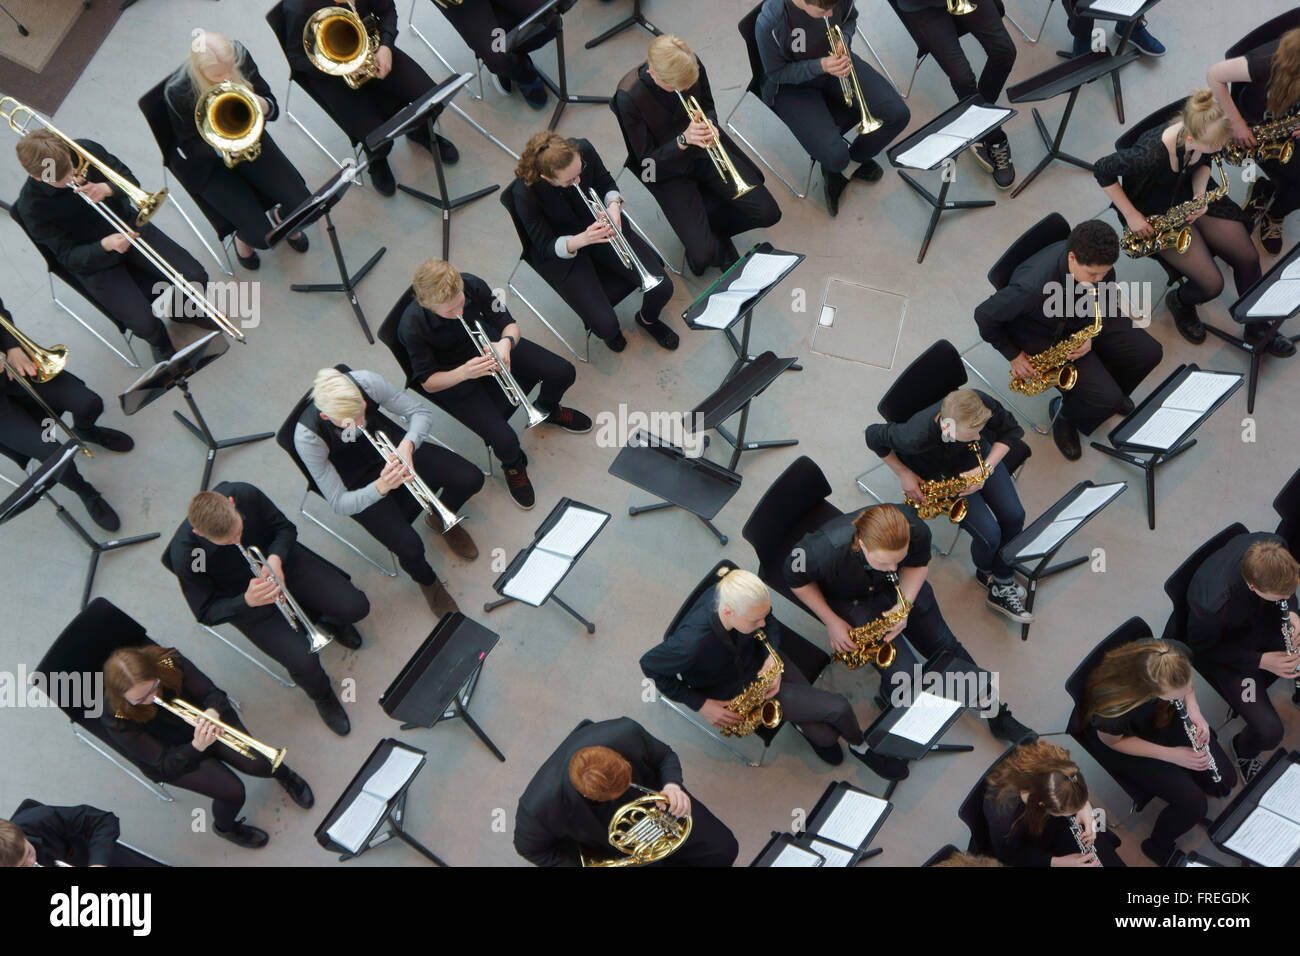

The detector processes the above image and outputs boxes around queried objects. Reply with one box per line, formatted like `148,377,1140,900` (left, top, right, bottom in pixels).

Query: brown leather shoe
420,580,459,618
439,523,479,560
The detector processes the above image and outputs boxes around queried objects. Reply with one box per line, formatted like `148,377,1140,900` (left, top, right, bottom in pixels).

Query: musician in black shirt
1186,534,1300,782
1084,638,1235,865
782,502,1032,774
1061,1,1164,58
612,34,781,275
398,259,589,511
102,645,314,849
0,804,120,867
426,0,555,109
866,387,1030,622
973,219,1162,461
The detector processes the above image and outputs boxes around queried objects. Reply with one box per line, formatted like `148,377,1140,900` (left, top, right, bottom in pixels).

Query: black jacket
10,803,120,867
282,0,400,76
864,389,1023,480
513,717,684,867
398,273,515,401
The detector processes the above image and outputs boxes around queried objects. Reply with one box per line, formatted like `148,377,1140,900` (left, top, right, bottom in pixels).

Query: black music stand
750,832,826,866
1075,0,1163,124
379,611,505,762
366,74,499,261
0,441,159,608
506,0,610,131
608,428,741,544
999,480,1126,641
486,497,608,632
887,96,1014,264
315,738,447,865
1221,241,1300,413
585,0,662,49
1006,49,1140,198
1090,365,1243,529
268,161,386,344
118,332,272,491
692,349,799,472
798,780,890,866
1209,748,1300,867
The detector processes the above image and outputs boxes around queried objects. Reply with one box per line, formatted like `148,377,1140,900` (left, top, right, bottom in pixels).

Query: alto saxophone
904,444,993,523
1120,157,1230,259
1172,698,1221,784
1008,289,1103,397
719,630,783,738
833,573,911,670
1224,109,1300,166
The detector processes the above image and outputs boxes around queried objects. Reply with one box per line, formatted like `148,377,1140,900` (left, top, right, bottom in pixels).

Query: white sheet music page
895,133,964,170
770,843,823,867
1125,407,1202,449
502,548,571,606
815,788,888,847
1083,0,1146,15
1016,518,1080,558
326,791,388,853
365,746,423,800
1224,806,1300,867
810,839,856,867
1259,763,1300,821
1162,371,1238,413
1057,483,1124,521
890,690,963,744
536,506,608,559
694,253,800,329
941,104,1011,142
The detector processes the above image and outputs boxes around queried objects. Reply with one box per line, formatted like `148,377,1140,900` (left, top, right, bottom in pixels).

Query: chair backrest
608,73,643,175
876,339,967,422
1273,466,1300,555
7,203,114,325
1115,98,1186,151
663,559,740,637
737,4,767,98
988,212,1071,290
922,844,961,866
265,1,289,54
1225,8,1300,59
275,362,354,498
376,286,419,387
956,740,1020,856
499,181,539,268
1160,522,1249,644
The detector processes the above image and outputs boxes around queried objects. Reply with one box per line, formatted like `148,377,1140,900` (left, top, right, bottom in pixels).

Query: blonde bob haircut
647,35,699,90
311,368,365,422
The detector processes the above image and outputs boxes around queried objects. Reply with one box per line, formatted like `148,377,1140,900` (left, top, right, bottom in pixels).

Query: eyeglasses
126,679,160,708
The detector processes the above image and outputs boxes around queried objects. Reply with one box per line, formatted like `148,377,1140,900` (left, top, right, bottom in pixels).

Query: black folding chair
955,741,1021,855
10,798,169,866
1273,466,1300,555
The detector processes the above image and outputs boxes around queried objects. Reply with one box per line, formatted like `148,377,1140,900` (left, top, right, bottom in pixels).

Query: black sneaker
1253,328,1297,357
276,769,315,809
545,406,593,433
78,490,121,532
1049,397,1081,461
1127,18,1166,57
852,746,909,780
77,425,134,453
504,463,536,510
1166,289,1206,343
988,140,1015,190
213,818,268,849
1140,838,1179,866
823,166,848,217
636,311,679,350
851,159,883,183
806,737,844,766
519,74,548,110
315,693,351,736
987,582,1034,623
1118,396,1135,415
1260,215,1285,256
986,705,1034,744
971,141,995,173
490,73,513,96
369,157,397,197
975,570,1025,600
604,331,627,353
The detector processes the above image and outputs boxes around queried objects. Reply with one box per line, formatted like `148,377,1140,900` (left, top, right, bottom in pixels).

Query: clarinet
1282,598,1299,693
1173,698,1221,783
1068,818,1099,863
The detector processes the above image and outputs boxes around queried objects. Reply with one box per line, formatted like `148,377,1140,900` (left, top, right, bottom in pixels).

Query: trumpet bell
857,114,884,134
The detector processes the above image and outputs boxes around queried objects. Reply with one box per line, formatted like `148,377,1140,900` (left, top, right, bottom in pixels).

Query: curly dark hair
1067,220,1120,267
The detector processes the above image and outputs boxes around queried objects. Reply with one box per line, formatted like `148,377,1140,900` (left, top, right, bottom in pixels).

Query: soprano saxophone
719,630,783,738
1120,157,1230,259
1173,698,1221,783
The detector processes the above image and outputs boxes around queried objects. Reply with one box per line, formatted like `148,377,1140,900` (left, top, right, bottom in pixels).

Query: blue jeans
961,461,1024,582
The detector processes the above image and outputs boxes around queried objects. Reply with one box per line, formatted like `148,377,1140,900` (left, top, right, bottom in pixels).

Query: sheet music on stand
1013,482,1125,559
1124,371,1239,450
497,499,609,606
691,252,802,330
770,841,826,867
1224,761,1300,866
1245,257,1300,318
895,103,1014,170
1082,0,1145,14
325,745,424,853
887,691,964,745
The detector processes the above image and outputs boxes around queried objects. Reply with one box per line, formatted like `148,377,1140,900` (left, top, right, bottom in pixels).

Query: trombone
361,427,465,533
238,543,333,653
0,353,91,457
571,184,664,293
303,0,380,89
457,315,548,428
823,21,882,135
0,97,246,343
675,91,754,199
152,694,286,770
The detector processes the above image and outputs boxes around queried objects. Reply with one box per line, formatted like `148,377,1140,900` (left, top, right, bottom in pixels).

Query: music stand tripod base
584,0,662,49
898,172,995,265
172,380,273,491
484,591,596,633
528,14,611,131
338,790,447,866
289,209,385,345
396,116,499,260
54,498,160,608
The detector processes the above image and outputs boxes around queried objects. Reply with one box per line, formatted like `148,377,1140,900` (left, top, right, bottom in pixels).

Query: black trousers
828,581,978,684
431,338,575,467
1205,662,1286,760
1088,724,1236,861
1059,324,1163,435
233,543,369,701
773,649,863,747
645,152,782,272
1063,0,1096,41
768,57,910,173
351,442,485,585
166,706,288,830
649,791,738,867
1261,154,1300,220
0,372,105,496
294,48,440,158
432,0,549,85
538,231,674,342
196,133,312,249
75,226,209,353
902,3,1016,142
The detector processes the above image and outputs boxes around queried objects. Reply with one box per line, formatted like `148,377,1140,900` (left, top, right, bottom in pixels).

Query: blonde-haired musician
293,367,484,616
612,34,781,276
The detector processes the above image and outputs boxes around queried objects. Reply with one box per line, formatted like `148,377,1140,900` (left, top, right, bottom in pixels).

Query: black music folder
609,429,741,518
681,242,804,332
801,780,891,865
1211,749,1300,867
491,498,609,607
750,832,825,867
889,98,1016,173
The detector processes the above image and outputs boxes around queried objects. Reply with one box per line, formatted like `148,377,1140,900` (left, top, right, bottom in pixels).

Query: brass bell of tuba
303,0,381,89
196,81,264,168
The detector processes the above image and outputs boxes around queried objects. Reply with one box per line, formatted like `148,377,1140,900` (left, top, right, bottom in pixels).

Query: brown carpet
0,0,120,116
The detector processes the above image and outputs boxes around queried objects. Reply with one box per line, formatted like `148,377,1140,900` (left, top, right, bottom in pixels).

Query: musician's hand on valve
395,437,416,469
1190,713,1211,749
100,232,135,253
1230,117,1257,146
1010,352,1038,381
375,45,393,80
958,467,987,496
491,337,512,372
374,456,412,495
659,783,691,818
826,616,856,654
684,118,714,148
701,699,744,728
1126,211,1155,238
264,552,285,584
1186,205,1208,224
760,655,782,697
191,716,220,752
1262,650,1300,679
1173,745,1213,772
459,354,499,382
605,200,623,232
243,574,281,608
1078,804,1098,846
74,181,112,203
1290,610,1299,636
578,218,616,248
1052,851,1101,867
4,347,36,379
883,604,908,641
821,53,852,78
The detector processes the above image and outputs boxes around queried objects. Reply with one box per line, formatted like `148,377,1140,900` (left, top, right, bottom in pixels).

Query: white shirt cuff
555,236,576,259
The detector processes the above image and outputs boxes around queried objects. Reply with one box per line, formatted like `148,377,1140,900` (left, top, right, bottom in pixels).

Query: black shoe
78,490,121,532
315,693,351,736
277,769,315,809
854,747,909,780
1244,177,1277,228
490,73,514,96
235,246,260,270
286,232,309,253
78,425,134,452
504,463,536,509
971,141,995,173
436,135,459,165
369,157,397,197
987,705,1034,744
851,159,883,183
636,311,679,350
822,166,848,217
1260,216,1285,256
519,74,548,110
1293,686,1300,710
975,570,1025,599
1232,732,1264,784
1050,397,1081,461
1140,838,1179,866
810,741,844,766
213,818,268,849
687,256,708,277
544,405,593,433
988,140,1015,190
1266,333,1296,357
1165,289,1206,344
1118,397,1135,415
604,331,627,353
329,622,363,650
987,583,1034,624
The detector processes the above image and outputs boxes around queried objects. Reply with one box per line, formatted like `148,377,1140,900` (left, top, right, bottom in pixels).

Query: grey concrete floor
1,0,1297,868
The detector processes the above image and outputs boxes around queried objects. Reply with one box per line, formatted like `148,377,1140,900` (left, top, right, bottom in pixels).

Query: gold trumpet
0,312,66,383
580,784,692,867
196,81,264,168
675,91,754,199
152,694,286,770
824,20,882,135
303,0,380,89
948,0,977,13
833,573,910,670
361,427,465,533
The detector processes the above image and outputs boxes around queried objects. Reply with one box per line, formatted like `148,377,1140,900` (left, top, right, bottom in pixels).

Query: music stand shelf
1074,0,1164,124
1208,748,1300,867
1224,238,1300,413
608,429,741,545
505,0,610,131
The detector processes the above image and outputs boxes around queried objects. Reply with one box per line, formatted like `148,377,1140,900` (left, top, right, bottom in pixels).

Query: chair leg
724,95,810,200
506,259,590,363
855,25,899,93
1005,0,1056,43
298,488,400,577
937,520,962,557
284,82,345,169
164,171,233,278
855,462,888,500
49,273,140,369
201,624,297,688
73,728,173,802
659,697,761,767
902,56,924,99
